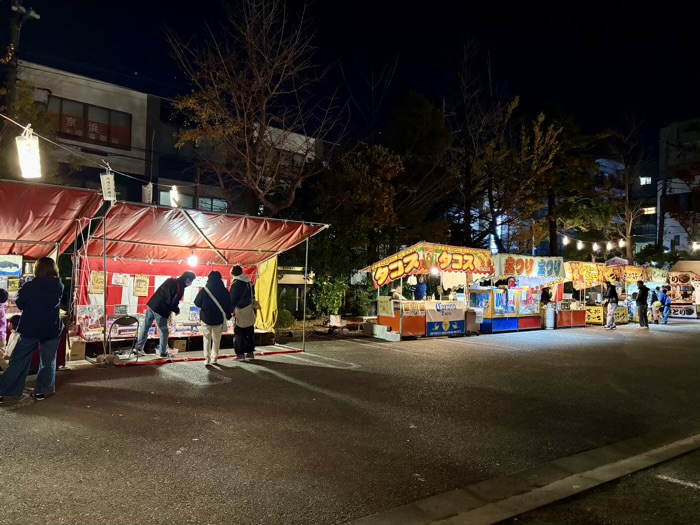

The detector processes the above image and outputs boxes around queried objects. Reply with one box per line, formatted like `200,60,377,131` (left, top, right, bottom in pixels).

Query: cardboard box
68,339,87,361
171,339,187,354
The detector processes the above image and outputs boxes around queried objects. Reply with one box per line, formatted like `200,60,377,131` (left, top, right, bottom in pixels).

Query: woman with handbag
229,266,258,361
194,271,232,365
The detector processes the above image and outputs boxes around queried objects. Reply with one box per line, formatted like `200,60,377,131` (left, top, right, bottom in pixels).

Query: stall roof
0,180,103,259
84,201,328,266
670,261,700,276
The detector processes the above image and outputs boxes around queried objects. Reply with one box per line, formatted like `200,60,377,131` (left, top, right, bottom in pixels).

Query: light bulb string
558,231,626,250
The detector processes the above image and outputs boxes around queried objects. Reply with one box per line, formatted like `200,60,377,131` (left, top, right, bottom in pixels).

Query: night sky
14,0,700,142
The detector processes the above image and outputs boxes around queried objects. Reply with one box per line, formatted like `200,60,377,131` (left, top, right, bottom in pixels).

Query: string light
593,243,600,252
619,239,625,248
606,241,612,251
576,241,583,250
562,236,570,246
169,185,179,207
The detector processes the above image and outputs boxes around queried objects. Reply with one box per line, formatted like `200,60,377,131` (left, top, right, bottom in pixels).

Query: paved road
498,450,700,525
1,321,699,525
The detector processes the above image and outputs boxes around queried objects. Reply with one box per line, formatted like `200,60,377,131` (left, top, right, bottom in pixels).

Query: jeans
201,323,224,362
137,307,169,356
234,324,255,356
0,334,61,397
605,302,617,328
637,304,648,327
663,305,671,324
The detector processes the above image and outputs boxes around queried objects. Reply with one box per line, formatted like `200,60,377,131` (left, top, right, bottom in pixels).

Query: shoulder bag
234,282,259,328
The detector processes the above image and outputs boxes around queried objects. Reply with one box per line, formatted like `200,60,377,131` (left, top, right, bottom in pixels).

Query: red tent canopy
0,180,103,259
84,202,327,266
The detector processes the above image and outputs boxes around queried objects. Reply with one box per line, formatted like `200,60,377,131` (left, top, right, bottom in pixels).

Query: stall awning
84,202,328,266
361,242,494,288
0,180,103,259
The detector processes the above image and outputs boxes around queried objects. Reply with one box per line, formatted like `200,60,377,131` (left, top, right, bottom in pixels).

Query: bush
311,275,349,316
276,309,295,329
353,284,376,316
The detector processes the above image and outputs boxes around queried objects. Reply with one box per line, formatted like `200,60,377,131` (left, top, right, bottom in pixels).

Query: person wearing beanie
136,271,195,359
194,271,231,365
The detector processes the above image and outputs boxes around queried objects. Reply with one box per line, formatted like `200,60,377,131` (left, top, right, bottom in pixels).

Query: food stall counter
585,304,629,325
556,300,586,328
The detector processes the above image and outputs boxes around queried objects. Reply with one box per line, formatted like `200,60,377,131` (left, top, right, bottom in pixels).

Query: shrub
311,275,349,316
276,309,296,329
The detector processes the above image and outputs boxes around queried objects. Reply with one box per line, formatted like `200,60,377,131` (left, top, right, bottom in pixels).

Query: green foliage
310,275,349,316
309,144,403,278
352,283,376,316
276,309,296,329
634,245,690,268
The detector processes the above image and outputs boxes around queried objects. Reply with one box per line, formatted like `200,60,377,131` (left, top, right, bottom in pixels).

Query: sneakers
245,353,255,361
204,359,210,366
135,349,147,357
158,353,175,359
30,393,46,400
234,354,246,360
211,359,218,365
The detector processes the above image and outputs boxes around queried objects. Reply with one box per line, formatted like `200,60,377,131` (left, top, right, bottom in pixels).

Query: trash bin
544,305,555,330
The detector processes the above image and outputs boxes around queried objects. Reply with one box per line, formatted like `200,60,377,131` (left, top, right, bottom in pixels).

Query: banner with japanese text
364,243,494,289
493,254,564,281
565,262,604,290
648,268,669,284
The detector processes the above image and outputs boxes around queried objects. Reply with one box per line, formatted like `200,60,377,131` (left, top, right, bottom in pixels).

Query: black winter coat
636,285,649,305
194,275,232,326
15,277,64,340
230,277,254,311
147,276,188,317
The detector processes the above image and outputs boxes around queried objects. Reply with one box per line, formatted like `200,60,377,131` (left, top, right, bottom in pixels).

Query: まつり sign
493,255,564,279
366,243,493,288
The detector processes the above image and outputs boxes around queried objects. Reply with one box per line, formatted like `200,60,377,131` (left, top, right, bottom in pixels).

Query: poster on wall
134,275,150,297
111,273,130,286
377,296,394,317
425,301,465,336
76,304,105,331
7,278,20,293
89,271,105,294
0,255,22,276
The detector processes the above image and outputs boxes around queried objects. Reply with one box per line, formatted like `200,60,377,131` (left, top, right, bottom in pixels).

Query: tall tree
168,0,343,215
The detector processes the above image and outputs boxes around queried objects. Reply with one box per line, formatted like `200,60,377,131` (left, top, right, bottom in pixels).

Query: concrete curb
344,418,700,525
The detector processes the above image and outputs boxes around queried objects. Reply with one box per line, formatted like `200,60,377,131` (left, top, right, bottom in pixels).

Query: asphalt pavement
497,450,700,525
1,321,699,525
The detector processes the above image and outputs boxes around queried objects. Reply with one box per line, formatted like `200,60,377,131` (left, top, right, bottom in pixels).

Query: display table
556,309,587,328
586,305,629,325
376,299,466,338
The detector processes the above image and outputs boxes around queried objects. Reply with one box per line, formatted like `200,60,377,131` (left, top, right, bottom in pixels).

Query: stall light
576,240,583,250
618,239,625,248
651,261,657,266
593,242,600,252
430,267,440,276
187,253,198,267
562,236,570,246
606,241,613,251
169,185,180,207
693,242,699,251
15,125,42,179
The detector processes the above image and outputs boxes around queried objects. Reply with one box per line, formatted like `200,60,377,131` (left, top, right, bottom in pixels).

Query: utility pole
2,0,40,119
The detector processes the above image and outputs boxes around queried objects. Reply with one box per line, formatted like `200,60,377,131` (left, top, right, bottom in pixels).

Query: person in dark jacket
136,271,195,359
540,287,552,305
635,280,650,329
229,266,256,360
194,271,231,365
0,257,64,403
603,279,619,330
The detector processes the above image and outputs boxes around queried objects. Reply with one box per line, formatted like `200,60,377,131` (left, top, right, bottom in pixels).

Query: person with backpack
194,271,231,365
652,287,662,324
229,266,257,361
602,279,619,330
136,271,196,359
658,286,672,324
635,280,650,329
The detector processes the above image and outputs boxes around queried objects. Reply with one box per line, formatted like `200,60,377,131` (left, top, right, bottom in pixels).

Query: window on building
158,190,193,209
47,96,132,148
198,197,228,213
642,206,656,215
639,176,652,185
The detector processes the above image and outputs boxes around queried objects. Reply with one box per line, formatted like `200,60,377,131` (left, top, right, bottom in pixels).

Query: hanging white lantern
576,241,583,250
606,241,613,251
562,236,570,246
169,185,179,207
15,125,42,179
593,242,600,252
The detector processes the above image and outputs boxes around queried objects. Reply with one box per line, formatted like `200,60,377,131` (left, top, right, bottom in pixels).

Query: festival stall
627,267,669,322
564,262,630,326
73,201,327,355
0,180,104,367
668,261,700,318
471,254,566,332
363,243,494,339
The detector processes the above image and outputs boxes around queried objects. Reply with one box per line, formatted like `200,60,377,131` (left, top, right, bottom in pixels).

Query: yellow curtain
256,256,278,332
